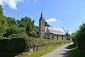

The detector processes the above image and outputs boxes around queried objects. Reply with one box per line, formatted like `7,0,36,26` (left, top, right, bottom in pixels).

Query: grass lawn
70,45,85,57
16,44,65,57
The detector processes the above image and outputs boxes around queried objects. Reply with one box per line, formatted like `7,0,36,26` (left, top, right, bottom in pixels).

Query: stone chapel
39,12,68,40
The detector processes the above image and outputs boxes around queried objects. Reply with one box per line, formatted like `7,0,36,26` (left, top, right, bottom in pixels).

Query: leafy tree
4,25,25,37
45,22,50,27
35,26,39,37
16,20,20,25
0,5,8,37
17,16,31,27
0,5,39,38
26,19,38,37
71,23,85,49
71,32,78,45
27,19,32,32
6,17,16,26
29,31,37,37
0,5,3,17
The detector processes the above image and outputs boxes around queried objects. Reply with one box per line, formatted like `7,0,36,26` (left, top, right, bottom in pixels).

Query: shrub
27,38,70,48
28,31,37,37
44,36,52,39
71,23,85,49
0,38,26,52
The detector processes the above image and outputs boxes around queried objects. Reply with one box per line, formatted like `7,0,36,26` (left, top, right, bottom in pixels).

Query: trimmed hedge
27,38,70,48
0,38,70,52
0,38,26,52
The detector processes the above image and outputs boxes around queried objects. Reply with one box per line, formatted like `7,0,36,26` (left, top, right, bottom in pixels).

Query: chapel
39,12,68,40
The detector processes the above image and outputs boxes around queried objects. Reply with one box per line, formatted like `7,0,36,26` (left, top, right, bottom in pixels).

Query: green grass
70,45,85,57
16,44,65,57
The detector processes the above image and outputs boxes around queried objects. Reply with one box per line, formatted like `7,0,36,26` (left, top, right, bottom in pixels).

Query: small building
39,12,68,40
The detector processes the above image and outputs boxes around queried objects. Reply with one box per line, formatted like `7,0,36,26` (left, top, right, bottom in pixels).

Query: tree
71,23,85,49
26,19,38,37
17,16,31,27
0,5,3,18
0,5,8,37
4,25,25,37
6,17,16,26
0,5,39,38
45,22,50,27
26,19,33,33
29,31,37,37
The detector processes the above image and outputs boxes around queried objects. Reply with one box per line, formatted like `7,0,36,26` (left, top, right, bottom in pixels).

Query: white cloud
0,0,23,9
47,18,56,22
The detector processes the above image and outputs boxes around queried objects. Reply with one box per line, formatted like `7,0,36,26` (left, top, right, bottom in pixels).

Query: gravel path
41,43,72,57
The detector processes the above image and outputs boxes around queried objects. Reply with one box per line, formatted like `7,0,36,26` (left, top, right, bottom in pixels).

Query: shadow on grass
70,45,85,57
0,51,22,57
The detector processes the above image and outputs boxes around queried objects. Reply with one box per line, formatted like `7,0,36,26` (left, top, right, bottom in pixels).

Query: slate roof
45,27,66,35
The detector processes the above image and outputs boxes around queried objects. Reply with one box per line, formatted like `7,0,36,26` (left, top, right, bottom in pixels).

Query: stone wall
29,44,60,52
63,35,66,40
58,35,62,40
53,34,57,40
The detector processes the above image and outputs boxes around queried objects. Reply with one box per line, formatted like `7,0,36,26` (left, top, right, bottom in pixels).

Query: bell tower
39,12,45,38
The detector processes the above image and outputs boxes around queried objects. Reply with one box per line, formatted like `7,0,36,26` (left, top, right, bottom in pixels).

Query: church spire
40,11,45,20
41,12,43,17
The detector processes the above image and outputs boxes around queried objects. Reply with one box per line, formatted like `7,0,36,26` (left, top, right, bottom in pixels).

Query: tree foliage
16,17,31,27
45,22,50,27
4,25,25,37
71,23,85,49
0,5,39,38
6,17,16,26
26,19,38,37
0,6,8,37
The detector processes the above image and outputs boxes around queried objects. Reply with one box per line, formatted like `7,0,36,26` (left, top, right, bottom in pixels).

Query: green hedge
0,38,26,52
27,38,70,48
76,39,85,49
0,38,70,52
71,23,85,49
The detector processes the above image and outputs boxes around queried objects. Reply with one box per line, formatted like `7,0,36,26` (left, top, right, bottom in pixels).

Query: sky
1,0,85,34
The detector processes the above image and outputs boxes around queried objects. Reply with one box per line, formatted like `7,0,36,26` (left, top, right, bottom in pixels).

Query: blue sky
1,0,85,34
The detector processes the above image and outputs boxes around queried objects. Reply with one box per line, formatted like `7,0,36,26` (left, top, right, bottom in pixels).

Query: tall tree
0,5,8,37
26,19,37,37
